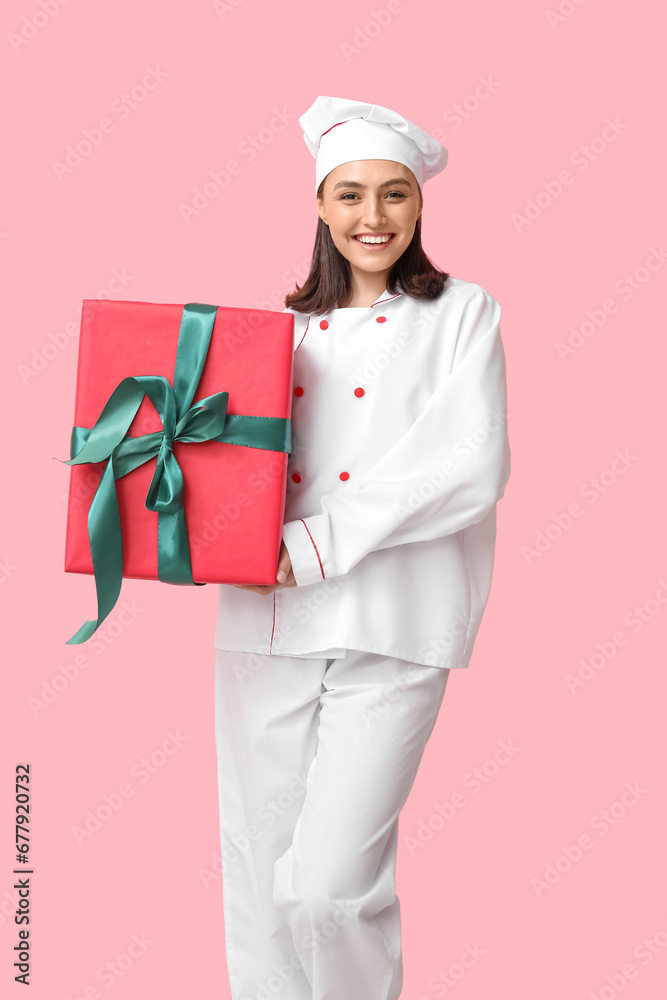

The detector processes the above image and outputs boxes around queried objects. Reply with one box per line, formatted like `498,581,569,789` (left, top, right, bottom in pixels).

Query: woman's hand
233,540,296,596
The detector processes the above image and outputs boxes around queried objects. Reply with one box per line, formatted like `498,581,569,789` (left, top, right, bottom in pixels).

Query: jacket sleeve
281,289,511,587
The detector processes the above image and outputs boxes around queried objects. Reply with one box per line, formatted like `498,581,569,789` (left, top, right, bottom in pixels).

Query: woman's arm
281,289,511,587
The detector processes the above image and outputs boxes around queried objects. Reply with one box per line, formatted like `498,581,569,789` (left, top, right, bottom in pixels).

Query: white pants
213,647,451,1000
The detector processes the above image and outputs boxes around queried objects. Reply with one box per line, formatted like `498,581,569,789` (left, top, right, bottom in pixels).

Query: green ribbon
62,302,291,645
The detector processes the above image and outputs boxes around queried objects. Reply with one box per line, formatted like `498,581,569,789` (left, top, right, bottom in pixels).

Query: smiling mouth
351,233,396,246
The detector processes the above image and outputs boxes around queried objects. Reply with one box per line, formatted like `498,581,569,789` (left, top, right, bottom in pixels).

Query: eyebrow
331,177,412,191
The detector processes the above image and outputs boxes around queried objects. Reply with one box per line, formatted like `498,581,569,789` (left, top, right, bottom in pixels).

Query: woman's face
317,160,423,277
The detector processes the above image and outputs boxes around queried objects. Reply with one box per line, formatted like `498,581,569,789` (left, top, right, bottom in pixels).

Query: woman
214,96,511,1000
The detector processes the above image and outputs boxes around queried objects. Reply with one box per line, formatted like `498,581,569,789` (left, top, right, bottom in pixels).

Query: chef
213,96,511,1000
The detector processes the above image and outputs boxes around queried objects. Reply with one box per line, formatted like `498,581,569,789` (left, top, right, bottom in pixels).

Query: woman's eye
340,191,405,200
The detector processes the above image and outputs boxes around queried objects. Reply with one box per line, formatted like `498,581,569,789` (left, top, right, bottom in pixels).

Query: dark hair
284,179,450,315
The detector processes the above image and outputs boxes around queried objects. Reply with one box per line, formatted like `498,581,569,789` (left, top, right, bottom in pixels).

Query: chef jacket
214,276,511,669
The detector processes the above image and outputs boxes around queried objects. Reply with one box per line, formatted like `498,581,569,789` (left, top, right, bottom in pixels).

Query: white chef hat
299,95,448,195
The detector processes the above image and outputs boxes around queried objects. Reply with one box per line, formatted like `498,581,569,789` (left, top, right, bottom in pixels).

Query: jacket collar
370,286,405,307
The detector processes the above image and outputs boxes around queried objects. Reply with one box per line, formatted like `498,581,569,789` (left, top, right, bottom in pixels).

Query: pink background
2,1,666,997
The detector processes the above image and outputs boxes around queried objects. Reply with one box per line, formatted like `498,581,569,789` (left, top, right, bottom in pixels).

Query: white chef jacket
214,276,511,669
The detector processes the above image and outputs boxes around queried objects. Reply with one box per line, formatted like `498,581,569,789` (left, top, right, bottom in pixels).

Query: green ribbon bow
62,302,291,645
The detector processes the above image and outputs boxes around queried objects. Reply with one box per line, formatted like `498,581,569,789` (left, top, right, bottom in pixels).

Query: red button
339,471,349,481
294,386,304,396
354,387,365,397
376,316,387,323
291,473,302,483
320,319,329,330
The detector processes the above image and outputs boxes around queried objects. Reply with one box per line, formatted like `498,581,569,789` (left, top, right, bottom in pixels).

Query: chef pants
213,646,450,1000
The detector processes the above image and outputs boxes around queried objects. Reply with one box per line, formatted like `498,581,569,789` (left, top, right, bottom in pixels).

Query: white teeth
355,234,393,244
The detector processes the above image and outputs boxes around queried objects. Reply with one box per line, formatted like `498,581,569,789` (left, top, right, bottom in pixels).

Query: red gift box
64,299,294,628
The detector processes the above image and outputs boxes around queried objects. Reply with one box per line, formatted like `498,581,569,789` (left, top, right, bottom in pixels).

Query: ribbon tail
157,507,203,586
67,456,125,644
